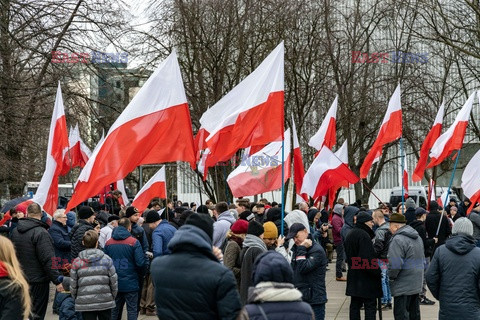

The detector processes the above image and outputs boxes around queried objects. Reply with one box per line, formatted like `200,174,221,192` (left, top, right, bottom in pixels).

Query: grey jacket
469,211,480,240
70,248,118,312
387,225,424,297
212,211,236,248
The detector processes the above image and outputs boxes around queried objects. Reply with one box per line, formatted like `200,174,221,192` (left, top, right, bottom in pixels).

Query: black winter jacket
69,220,94,259
425,211,451,253
291,239,328,305
344,223,382,298
150,224,241,320
409,220,435,258
426,235,480,320
0,277,24,319
10,218,61,284
131,222,148,253
48,220,71,263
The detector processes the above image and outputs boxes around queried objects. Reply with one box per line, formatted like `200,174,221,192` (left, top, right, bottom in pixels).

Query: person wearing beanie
344,210,382,318
145,208,177,259
286,222,328,319
99,214,120,249
427,217,480,319
331,203,346,281
69,206,96,260
425,200,451,255
150,213,241,319
263,221,279,250
239,220,268,304
266,207,288,237
237,251,314,320
239,210,255,222
224,219,249,288
139,209,158,316
409,207,436,305
387,213,424,320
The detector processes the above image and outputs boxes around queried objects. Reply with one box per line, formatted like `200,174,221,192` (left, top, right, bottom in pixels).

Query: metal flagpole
281,137,285,236
436,150,461,236
400,137,405,212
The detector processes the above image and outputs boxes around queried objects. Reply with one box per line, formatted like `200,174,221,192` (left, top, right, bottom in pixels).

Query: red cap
230,219,248,234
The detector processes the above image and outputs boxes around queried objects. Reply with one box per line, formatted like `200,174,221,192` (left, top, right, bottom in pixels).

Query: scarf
248,282,302,303
243,234,267,251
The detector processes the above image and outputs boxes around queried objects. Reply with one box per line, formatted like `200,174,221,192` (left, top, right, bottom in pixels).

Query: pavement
45,258,439,320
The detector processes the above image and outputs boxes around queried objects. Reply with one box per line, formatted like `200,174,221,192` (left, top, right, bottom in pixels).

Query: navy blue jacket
152,220,177,258
55,292,80,320
150,224,241,320
49,220,71,263
131,222,148,253
291,239,328,305
105,226,146,292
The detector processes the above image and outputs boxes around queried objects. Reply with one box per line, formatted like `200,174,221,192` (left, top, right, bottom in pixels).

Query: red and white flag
292,116,308,202
427,92,475,168
60,123,92,175
227,129,291,198
66,51,196,211
33,83,69,214
360,85,402,178
131,166,167,213
326,141,351,208
308,96,337,151
412,104,444,182
403,154,409,198
461,149,480,214
199,42,284,173
197,148,210,181
116,180,129,206
301,144,359,200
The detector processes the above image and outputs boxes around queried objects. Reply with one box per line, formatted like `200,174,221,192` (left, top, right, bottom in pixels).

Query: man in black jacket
11,202,64,320
344,211,382,320
69,206,95,259
150,213,241,319
425,201,451,255
409,207,436,305
288,223,328,320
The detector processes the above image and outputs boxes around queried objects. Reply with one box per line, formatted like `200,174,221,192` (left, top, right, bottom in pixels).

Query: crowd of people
0,193,480,320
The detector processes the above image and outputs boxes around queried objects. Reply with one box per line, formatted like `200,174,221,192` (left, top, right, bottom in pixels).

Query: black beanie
247,220,264,237
125,206,139,218
78,206,94,220
144,210,161,224
186,214,214,240
429,201,439,212
197,205,209,214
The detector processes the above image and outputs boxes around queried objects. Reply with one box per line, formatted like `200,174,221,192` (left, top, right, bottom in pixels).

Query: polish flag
197,148,210,181
308,96,337,151
427,92,475,168
292,116,308,202
33,83,69,215
66,51,196,211
116,180,129,206
461,149,480,214
360,85,402,178
412,104,444,182
132,166,167,213
403,155,409,198
201,42,284,172
227,129,291,198
60,123,92,175
327,141,350,208
427,179,435,211
301,144,359,200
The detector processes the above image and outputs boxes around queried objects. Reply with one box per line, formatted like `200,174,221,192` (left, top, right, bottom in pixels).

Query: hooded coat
69,220,94,259
10,218,61,284
426,235,480,320
340,206,359,244
150,224,241,320
409,220,435,258
344,223,382,298
70,248,117,312
331,210,344,245
387,225,424,296
49,220,71,263
213,211,236,248
425,207,451,251
239,235,268,304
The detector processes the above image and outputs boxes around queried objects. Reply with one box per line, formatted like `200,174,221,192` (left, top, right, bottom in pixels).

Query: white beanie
452,217,473,236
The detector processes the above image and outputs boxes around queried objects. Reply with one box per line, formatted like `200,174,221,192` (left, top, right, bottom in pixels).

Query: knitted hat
389,213,406,224
125,206,139,218
186,214,214,240
230,219,248,234
452,217,473,236
196,205,209,214
333,204,344,215
239,210,255,221
252,251,293,285
263,221,278,239
108,215,120,223
429,201,439,212
247,220,264,237
78,206,94,220
144,210,161,224
356,211,373,224
405,198,416,209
